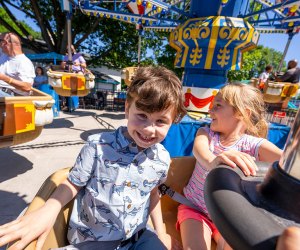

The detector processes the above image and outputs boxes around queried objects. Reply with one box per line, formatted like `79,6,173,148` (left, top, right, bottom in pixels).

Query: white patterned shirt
67,126,170,244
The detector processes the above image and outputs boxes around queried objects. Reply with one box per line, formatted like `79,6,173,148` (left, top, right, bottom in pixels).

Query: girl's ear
125,101,129,119
245,108,251,118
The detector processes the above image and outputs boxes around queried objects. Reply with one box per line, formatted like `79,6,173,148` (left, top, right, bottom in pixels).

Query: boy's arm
149,187,166,235
258,140,282,162
193,128,257,176
0,179,80,250
149,187,170,249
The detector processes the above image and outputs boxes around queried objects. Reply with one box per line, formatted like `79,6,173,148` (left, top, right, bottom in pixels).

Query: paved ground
0,109,126,248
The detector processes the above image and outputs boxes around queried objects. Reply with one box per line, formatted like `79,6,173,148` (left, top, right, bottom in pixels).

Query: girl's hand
0,206,57,250
211,150,258,176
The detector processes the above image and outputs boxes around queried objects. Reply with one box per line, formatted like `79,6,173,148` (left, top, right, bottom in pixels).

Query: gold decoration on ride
190,47,203,66
219,27,248,41
217,47,230,67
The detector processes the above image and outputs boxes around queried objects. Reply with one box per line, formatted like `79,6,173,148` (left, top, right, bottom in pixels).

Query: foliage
0,0,164,69
227,45,284,82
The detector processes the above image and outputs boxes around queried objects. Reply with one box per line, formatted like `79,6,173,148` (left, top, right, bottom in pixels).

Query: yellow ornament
137,0,142,5
288,22,294,27
147,2,152,8
222,0,229,4
290,5,298,13
157,7,162,13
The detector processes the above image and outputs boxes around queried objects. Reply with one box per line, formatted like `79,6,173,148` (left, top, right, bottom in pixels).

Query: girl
177,83,282,250
33,66,48,88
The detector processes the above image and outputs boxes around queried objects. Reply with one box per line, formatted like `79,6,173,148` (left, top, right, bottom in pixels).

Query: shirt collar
115,126,138,153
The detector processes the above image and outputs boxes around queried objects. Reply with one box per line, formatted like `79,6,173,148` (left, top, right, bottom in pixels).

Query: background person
33,66,48,88
177,83,282,250
0,32,35,96
258,65,273,90
274,59,300,84
61,45,87,73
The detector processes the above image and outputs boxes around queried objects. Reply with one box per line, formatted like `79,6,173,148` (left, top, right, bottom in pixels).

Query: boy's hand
158,232,182,250
0,206,56,250
211,150,258,176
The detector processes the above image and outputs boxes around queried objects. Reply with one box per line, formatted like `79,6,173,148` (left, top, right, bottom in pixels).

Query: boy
0,66,186,250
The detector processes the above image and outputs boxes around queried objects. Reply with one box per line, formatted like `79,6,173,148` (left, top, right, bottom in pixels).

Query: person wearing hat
0,32,35,96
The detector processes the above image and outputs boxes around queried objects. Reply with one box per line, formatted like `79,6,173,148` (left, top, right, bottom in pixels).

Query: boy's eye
157,119,166,124
137,113,147,119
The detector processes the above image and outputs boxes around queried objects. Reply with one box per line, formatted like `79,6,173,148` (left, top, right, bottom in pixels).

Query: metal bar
137,34,141,65
279,108,300,180
67,11,73,72
277,33,294,72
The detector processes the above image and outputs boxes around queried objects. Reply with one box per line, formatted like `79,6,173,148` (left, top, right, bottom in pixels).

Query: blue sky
258,33,300,66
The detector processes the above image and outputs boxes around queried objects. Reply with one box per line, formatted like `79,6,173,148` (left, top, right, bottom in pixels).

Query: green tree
0,0,169,68
227,45,284,82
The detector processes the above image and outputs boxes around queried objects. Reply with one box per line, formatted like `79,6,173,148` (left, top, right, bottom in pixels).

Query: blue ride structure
74,0,299,113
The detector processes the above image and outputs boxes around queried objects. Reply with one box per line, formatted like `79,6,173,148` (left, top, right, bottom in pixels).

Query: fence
79,89,126,111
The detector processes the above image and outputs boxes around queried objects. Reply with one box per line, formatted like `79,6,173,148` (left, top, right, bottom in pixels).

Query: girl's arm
0,179,80,250
258,140,282,162
193,128,257,176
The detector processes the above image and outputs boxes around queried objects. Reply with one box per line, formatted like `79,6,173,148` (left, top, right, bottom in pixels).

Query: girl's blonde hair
218,83,268,138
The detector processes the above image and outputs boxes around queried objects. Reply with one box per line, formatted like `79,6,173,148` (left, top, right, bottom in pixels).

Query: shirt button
127,204,132,209
126,182,131,187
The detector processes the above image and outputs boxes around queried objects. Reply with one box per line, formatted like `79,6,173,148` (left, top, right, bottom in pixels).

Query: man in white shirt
0,32,35,96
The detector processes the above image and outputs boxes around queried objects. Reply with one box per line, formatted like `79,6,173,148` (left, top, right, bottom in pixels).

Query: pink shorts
176,204,219,237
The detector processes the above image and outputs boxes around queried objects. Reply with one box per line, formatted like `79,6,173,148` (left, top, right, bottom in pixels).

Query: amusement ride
2,1,300,249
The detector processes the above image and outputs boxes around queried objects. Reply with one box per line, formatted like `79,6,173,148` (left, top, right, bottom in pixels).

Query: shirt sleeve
156,147,171,185
279,71,293,82
17,59,35,84
259,72,264,80
68,142,97,186
79,55,86,64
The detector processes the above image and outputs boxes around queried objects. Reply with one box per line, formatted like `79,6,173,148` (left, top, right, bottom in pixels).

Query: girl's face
36,68,42,75
209,93,241,134
125,100,174,150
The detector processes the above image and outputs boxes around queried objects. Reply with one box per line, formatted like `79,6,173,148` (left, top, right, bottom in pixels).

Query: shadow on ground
0,190,28,223
44,118,74,129
0,148,33,182
80,129,112,141
60,110,96,117
99,112,125,120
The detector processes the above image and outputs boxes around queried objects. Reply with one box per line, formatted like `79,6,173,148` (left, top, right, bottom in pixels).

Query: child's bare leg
214,233,232,250
180,219,212,250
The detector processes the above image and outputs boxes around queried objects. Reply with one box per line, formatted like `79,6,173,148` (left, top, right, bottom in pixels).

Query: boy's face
125,100,174,150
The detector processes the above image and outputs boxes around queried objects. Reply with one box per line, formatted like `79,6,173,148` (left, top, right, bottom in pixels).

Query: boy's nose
143,122,156,133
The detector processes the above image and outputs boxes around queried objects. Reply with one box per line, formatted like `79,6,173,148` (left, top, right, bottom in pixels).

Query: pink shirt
183,127,265,217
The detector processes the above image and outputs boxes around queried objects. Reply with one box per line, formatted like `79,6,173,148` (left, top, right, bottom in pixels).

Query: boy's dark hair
265,65,273,71
126,66,186,123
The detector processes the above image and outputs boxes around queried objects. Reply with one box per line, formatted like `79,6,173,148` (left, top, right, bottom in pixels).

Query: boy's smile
125,101,174,150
